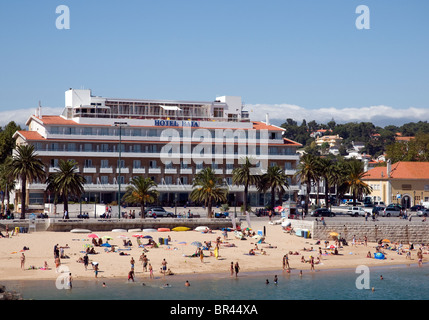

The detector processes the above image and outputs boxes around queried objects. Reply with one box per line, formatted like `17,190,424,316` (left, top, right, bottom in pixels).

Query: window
117,160,125,168
133,129,141,136
50,159,59,168
100,176,109,184
149,160,157,169
68,143,76,151
213,107,224,118
100,128,109,136
101,160,109,168
100,144,109,152
84,159,93,168
83,127,92,135
402,184,412,190
29,193,44,205
84,176,92,184
164,176,173,185
50,127,59,134
133,160,141,169
133,144,141,153
51,143,59,151
84,144,92,152
65,127,76,135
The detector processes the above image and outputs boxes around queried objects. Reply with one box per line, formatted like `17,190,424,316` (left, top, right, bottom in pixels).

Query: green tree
294,153,319,215
11,144,45,219
190,167,228,218
232,157,261,215
122,176,158,218
340,159,372,205
259,165,289,209
46,160,85,217
0,121,21,163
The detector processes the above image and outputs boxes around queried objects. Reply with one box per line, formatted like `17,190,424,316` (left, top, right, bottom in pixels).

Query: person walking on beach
128,270,135,282
234,261,240,278
310,256,315,272
83,254,89,271
161,259,167,277
230,262,234,276
67,273,73,289
20,253,25,270
130,257,135,272
149,263,154,279
283,254,290,270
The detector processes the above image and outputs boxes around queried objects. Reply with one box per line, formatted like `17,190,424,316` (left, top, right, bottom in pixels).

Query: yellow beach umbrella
330,232,339,237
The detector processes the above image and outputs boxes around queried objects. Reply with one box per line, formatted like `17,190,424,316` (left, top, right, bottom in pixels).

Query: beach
0,217,424,282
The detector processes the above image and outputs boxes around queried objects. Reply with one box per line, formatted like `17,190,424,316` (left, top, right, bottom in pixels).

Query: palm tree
0,157,16,215
341,159,372,205
11,144,45,219
122,176,158,218
316,157,335,208
294,153,319,215
232,157,261,215
259,165,289,209
46,159,85,217
190,167,228,218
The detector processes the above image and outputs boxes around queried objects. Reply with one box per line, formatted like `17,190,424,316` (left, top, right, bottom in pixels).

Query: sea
5,263,429,301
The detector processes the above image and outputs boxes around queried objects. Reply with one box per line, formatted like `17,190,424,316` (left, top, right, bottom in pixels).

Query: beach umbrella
84,244,93,248
178,241,187,245
374,252,385,260
329,232,339,237
191,241,202,248
101,243,112,247
88,233,99,239
132,234,144,238
143,235,152,239
329,245,336,249
382,239,390,243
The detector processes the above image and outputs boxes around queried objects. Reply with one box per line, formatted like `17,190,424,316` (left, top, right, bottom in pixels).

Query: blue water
5,263,429,300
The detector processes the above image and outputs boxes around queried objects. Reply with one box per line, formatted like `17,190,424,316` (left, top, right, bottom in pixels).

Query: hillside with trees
281,119,429,160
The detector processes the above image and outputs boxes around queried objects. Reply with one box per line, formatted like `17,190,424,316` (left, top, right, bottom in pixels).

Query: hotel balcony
132,168,146,174
180,168,193,174
285,169,297,176
83,166,97,173
116,167,129,174
100,167,113,173
148,167,161,174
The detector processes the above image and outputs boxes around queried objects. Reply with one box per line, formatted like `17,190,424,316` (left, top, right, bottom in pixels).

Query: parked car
215,211,229,218
383,204,403,217
417,208,429,217
410,205,425,212
373,201,386,208
346,206,367,217
310,208,335,217
145,207,174,218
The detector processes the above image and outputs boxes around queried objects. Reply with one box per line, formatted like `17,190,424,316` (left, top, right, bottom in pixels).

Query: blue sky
0,1,428,126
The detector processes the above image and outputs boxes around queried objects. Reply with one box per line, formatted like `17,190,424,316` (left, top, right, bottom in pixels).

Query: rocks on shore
0,285,23,300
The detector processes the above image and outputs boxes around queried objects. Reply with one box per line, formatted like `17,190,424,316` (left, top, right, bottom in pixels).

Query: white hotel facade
13,89,301,211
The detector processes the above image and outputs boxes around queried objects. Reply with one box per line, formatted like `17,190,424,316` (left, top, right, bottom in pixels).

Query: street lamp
113,121,128,219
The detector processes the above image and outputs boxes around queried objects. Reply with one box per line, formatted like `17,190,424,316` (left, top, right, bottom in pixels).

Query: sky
0,0,428,128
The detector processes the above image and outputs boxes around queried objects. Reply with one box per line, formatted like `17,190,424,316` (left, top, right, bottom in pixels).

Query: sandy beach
0,218,423,282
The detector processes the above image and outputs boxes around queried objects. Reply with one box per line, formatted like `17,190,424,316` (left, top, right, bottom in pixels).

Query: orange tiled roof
363,161,429,180
15,130,45,141
30,115,78,125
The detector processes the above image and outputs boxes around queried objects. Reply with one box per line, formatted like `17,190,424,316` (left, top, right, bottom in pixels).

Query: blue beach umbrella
374,252,385,260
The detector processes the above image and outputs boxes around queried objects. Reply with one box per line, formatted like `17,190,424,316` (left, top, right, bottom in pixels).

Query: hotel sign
154,120,200,128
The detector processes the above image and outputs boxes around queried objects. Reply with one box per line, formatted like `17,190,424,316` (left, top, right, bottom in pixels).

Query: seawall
288,219,429,243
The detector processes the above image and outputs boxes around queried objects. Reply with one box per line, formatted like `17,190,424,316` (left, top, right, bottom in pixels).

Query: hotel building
13,89,302,212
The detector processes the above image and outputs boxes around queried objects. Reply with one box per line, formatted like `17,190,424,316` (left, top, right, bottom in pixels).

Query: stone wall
287,220,429,243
